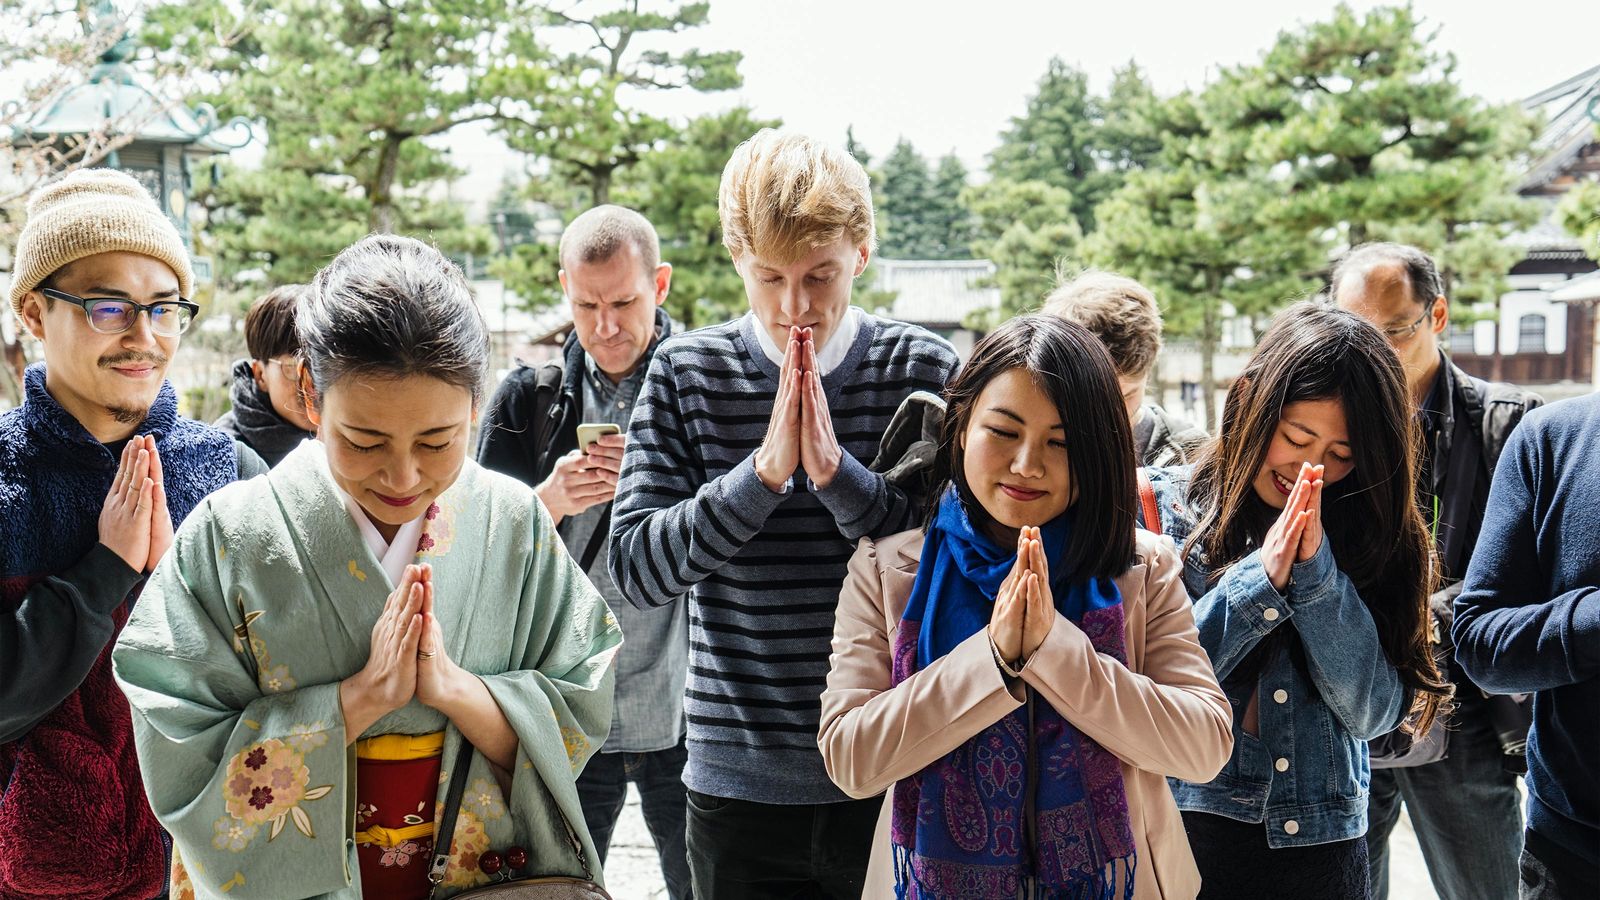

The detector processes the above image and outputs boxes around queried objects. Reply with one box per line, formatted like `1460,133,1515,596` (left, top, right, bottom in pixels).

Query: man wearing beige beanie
0,168,265,899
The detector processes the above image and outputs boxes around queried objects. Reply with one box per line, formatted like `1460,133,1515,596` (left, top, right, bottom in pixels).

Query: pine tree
497,0,742,206
962,179,1082,324
988,58,1109,231
930,154,976,257
879,138,940,258
1218,3,1536,301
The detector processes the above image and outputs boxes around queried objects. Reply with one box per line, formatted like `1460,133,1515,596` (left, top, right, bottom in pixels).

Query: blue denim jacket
1141,466,1408,848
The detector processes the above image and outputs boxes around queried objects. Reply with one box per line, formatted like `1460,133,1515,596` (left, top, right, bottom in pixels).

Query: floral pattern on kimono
113,441,622,899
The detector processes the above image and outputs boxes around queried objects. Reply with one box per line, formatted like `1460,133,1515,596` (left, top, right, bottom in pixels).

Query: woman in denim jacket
1141,303,1451,899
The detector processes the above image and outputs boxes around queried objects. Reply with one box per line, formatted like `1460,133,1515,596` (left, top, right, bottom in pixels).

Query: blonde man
609,130,959,899
1044,271,1206,465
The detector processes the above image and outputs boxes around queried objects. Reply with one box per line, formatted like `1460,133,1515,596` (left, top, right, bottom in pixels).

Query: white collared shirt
751,307,862,376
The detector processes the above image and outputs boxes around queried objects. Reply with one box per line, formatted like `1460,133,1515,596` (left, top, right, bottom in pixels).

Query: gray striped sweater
609,310,959,803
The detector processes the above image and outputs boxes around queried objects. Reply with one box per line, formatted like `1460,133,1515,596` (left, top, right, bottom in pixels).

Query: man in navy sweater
1,169,261,898
1454,391,1600,899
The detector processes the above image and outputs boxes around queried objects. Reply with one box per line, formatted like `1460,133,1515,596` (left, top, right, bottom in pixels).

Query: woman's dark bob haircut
297,234,490,405
930,314,1138,579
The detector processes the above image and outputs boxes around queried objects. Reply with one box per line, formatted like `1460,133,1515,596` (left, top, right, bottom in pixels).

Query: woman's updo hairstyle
297,234,489,405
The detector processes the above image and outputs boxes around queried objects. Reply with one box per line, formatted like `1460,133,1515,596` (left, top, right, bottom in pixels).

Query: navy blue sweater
1454,391,1600,874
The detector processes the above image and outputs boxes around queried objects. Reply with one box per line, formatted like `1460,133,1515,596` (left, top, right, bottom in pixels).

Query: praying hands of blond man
754,325,843,492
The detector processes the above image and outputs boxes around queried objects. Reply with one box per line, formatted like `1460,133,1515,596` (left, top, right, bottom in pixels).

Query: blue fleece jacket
1453,391,1600,873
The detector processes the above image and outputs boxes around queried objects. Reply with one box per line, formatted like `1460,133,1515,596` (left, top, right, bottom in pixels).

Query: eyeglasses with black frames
40,288,200,337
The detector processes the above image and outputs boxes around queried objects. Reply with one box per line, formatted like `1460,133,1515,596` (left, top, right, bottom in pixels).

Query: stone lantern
10,2,251,281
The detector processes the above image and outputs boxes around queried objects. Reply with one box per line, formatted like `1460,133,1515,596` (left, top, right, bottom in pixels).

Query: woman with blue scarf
820,316,1233,900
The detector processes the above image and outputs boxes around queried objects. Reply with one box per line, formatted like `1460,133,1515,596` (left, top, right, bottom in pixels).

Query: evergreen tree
879,138,940,258
1085,90,1321,429
963,179,1082,323
1098,62,1165,175
150,0,529,285
1559,179,1600,259
930,154,976,257
988,58,1109,230
1217,3,1536,302
497,0,742,206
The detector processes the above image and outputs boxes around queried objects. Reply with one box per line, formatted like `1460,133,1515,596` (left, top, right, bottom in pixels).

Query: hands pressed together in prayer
755,325,844,493
988,526,1057,672
538,432,625,525
100,435,174,574
1262,462,1326,593
339,564,517,766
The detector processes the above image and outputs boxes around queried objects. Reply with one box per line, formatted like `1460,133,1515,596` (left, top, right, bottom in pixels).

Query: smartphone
575,422,621,451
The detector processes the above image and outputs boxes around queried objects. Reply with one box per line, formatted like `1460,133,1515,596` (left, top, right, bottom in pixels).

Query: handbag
428,748,613,899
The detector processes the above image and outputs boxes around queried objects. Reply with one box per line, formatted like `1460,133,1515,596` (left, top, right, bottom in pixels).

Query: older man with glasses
0,169,263,899
1332,241,1540,900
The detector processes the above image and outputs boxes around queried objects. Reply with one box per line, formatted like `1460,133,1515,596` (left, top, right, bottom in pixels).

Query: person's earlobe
656,262,673,304
19,292,47,341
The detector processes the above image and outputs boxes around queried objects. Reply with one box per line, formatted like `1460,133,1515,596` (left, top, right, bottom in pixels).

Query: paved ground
600,786,1445,899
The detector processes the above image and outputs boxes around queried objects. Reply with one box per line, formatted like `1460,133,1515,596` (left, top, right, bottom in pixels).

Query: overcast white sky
441,0,1600,206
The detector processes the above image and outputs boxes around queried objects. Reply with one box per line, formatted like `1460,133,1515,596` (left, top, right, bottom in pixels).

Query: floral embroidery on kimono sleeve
218,733,335,848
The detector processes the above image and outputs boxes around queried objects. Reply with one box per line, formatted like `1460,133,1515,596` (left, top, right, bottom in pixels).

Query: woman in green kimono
113,235,622,900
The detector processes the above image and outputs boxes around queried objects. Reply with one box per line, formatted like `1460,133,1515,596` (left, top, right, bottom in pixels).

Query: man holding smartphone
476,204,690,899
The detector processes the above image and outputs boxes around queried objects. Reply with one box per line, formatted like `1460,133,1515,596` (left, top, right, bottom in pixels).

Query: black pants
1184,810,1371,900
685,790,880,900
575,740,693,900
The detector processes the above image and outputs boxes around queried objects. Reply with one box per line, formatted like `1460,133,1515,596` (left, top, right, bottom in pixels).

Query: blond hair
718,129,876,264
1042,270,1163,378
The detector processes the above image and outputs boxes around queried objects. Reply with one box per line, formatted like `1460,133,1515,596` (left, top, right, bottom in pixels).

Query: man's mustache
99,351,169,368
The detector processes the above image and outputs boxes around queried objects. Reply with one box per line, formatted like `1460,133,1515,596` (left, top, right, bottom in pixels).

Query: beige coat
819,528,1233,900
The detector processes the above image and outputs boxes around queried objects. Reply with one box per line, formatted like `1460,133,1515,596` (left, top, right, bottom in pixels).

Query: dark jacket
1422,356,1543,583
0,363,243,899
1454,392,1600,883
1367,357,1542,769
477,307,672,488
213,358,314,467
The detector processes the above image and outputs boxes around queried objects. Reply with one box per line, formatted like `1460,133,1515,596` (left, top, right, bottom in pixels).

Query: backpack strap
1137,469,1162,535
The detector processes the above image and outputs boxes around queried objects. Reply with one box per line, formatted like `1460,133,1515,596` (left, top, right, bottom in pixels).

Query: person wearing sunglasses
215,284,318,467
1332,242,1541,900
0,168,263,899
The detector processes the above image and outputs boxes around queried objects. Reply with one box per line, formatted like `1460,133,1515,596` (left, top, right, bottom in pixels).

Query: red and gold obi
353,731,445,900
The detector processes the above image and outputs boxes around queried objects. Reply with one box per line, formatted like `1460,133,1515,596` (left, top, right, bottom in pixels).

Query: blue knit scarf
891,490,1136,899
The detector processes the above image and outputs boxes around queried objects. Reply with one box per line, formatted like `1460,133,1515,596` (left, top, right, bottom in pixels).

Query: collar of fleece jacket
1,361,237,582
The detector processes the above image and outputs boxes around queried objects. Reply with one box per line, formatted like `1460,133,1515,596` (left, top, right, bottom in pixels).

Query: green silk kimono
113,440,622,899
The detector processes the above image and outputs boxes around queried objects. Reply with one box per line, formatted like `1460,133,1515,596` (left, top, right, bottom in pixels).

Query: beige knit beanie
8,168,194,324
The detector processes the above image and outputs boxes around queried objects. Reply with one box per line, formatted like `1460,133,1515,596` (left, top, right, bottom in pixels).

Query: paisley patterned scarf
891,490,1136,899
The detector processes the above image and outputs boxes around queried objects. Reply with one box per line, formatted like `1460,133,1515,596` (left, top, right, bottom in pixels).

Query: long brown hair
1187,302,1450,735
927,314,1138,579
